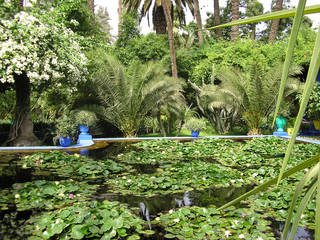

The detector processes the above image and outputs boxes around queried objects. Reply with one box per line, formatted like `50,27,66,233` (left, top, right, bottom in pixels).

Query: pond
0,137,317,239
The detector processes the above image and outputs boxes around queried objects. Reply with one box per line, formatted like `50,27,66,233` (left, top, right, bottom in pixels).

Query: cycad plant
214,60,301,135
92,54,184,137
208,1,320,239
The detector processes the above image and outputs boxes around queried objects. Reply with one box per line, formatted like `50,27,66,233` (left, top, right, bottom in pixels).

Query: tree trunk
231,0,239,41
153,5,167,34
213,0,222,39
88,0,94,15
250,24,256,39
7,72,41,146
268,0,283,43
118,0,123,35
157,112,167,137
194,0,204,44
161,0,178,80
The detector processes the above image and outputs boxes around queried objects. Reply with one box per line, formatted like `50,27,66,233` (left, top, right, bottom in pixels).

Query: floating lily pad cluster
1,137,319,239
156,206,274,240
26,200,152,240
19,151,126,179
12,180,98,211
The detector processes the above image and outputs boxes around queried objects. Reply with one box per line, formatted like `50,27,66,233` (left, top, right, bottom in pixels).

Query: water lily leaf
127,234,140,240
101,220,113,233
70,225,85,239
165,233,176,238
50,222,66,235
113,217,123,229
89,225,99,234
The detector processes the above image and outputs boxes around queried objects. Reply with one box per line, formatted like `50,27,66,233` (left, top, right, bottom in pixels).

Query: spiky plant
209,60,301,134
92,54,184,137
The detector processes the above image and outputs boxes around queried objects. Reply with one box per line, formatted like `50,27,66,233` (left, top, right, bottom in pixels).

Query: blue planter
79,125,89,134
59,136,72,147
191,131,200,137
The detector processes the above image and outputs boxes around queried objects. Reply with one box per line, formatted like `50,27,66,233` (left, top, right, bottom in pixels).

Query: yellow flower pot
313,120,320,130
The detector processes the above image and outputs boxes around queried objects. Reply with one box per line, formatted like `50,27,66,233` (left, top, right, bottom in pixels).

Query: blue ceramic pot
79,125,89,134
191,131,200,137
275,116,287,132
59,136,72,147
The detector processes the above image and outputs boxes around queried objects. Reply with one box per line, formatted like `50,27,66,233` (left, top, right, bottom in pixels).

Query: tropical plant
208,60,302,135
305,84,320,120
269,0,284,43
184,117,206,132
55,114,77,138
209,1,320,239
123,0,194,34
74,110,97,127
91,52,184,137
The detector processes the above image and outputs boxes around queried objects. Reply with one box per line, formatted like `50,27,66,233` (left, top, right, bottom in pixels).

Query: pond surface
0,138,317,239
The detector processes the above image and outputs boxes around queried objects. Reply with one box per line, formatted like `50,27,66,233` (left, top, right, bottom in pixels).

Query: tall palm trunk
268,0,283,43
153,5,167,34
214,0,222,39
88,0,94,14
118,0,123,35
194,0,204,44
231,0,239,41
161,0,178,80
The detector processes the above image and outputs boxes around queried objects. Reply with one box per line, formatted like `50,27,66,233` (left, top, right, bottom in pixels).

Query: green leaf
127,234,140,240
205,4,320,30
113,217,123,229
70,225,85,239
89,225,99,234
101,219,113,232
164,233,176,238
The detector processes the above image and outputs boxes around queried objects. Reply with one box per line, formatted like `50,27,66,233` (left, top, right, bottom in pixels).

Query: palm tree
123,0,194,34
213,0,222,39
204,62,301,134
269,0,284,43
118,0,123,35
193,0,204,44
91,53,183,137
231,0,239,40
161,0,178,80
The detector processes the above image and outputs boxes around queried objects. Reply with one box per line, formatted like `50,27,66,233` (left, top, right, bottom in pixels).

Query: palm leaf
204,4,320,30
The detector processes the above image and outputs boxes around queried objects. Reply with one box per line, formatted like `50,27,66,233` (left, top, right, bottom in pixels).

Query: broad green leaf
70,225,85,239
205,4,320,30
127,234,140,240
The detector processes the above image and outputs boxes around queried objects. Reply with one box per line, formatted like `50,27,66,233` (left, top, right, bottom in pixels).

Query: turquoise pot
275,116,287,132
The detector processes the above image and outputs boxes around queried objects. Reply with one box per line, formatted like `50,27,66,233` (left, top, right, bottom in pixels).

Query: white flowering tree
0,2,87,146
